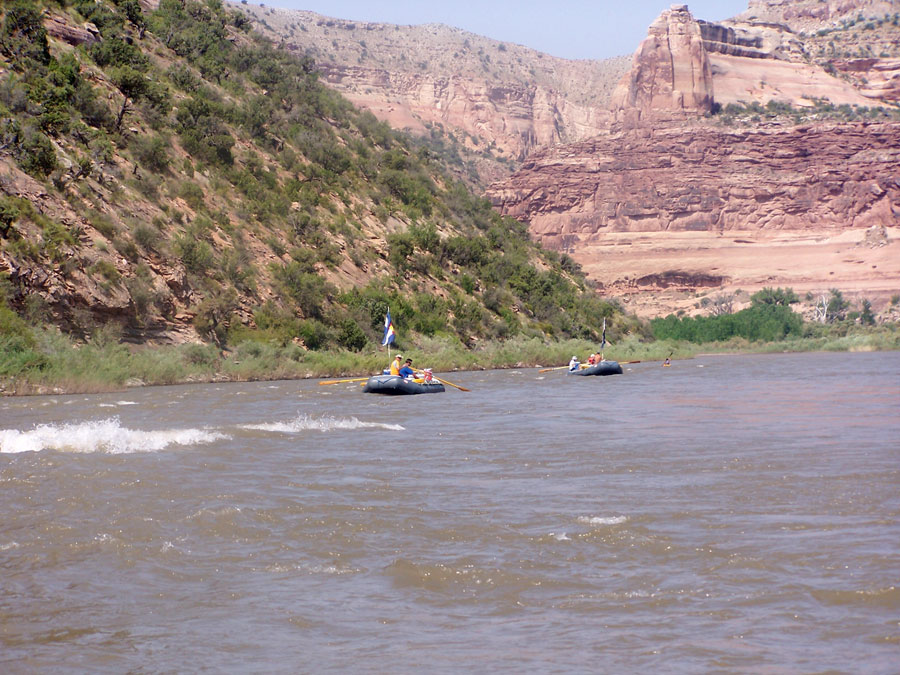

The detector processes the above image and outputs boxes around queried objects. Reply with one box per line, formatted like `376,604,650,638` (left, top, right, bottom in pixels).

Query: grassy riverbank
2,325,898,396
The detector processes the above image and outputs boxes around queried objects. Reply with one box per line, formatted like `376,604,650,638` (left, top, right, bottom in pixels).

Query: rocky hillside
489,2,900,318
233,3,630,172
0,0,619,351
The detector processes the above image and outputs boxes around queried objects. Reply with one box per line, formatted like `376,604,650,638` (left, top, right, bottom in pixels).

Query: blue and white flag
382,309,396,346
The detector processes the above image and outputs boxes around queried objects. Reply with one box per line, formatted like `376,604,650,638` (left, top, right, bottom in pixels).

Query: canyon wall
490,122,900,244
237,5,629,163
489,3,900,315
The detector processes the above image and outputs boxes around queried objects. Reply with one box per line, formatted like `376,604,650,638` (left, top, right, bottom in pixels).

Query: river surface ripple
1,351,899,673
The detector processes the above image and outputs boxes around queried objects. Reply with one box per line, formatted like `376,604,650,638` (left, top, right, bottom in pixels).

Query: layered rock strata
488,121,900,315
489,2,900,315
737,0,898,31
489,122,900,245
236,4,630,163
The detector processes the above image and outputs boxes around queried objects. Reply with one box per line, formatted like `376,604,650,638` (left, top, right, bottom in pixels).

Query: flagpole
383,307,393,365
601,317,606,361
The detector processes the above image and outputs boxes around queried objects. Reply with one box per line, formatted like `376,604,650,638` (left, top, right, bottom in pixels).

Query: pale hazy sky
263,1,752,60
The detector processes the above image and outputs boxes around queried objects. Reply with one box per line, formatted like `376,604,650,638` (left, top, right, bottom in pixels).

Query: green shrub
177,181,206,211
133,223,160,250
336,317,368,351
90,260,120,283
18,127,57,176
0,196,20,237
176,234,214,273
651,304,803,343
275,263,333,319
132,134,170,172
387,231,414,268
297,319,330,350
182,343,219,366
1,1,51,66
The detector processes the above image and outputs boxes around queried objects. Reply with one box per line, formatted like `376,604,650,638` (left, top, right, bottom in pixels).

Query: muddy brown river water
2,351,898,672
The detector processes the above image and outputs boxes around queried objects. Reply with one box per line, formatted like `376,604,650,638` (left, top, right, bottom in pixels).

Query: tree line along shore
2,305,897,396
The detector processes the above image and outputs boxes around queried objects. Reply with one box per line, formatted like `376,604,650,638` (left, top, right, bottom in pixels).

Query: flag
382,309,396,346
600,317,607,349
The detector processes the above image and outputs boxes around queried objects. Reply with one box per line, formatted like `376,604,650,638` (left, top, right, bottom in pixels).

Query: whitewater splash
239,414,404,433
578,515,628,526
0,418,229,454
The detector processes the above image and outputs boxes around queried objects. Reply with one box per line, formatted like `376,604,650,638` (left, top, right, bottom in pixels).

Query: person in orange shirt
389,354,403,375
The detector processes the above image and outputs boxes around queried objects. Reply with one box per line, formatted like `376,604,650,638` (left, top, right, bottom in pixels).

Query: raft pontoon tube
362,374,446,395
567,361,623,376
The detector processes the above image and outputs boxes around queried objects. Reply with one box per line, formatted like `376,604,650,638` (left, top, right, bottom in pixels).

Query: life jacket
390,359,401,375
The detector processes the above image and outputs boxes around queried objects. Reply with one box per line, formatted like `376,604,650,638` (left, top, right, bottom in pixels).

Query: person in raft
389,354,403,375
568,355,580,371
398,358,417,379
587,353,597,365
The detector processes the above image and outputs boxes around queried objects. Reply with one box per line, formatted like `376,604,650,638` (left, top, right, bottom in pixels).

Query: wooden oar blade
435,376,470,392
319,377,371,385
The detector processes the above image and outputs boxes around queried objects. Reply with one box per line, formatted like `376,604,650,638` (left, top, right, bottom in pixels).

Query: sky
264,1,752,60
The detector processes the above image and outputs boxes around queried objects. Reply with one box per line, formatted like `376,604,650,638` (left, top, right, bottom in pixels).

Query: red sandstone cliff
611,5,715,123
489,3,900,316
491,122,900,243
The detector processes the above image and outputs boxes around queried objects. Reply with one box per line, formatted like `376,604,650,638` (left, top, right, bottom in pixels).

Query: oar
319,377,371,385
434,376,470,392
538,365,569,373
620,360,641,364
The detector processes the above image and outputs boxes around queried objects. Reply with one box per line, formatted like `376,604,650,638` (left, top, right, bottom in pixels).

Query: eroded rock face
489,121,900,246
487,120,900,314
836,58,900,103
238,5,630,164
722,1,900,107
739,0,897,31
487,2,900,315
611,5,714,123
43,12,99,46
316,65,613,161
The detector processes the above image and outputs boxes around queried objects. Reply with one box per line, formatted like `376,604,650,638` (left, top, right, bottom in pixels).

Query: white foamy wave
186,505,242,520
239,414,404,433
550,532,571,541
578,516,628,526
0,418,229,455
260,562,356,575
98,400,138,408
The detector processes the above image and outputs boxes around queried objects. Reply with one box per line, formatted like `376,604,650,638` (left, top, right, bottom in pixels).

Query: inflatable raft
362,374,446,395
567,360,623,376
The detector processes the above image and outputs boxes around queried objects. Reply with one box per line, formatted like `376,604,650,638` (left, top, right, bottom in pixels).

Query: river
2,351,898,673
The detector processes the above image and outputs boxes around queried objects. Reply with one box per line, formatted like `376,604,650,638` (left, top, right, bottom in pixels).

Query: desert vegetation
0,0,625,392
713,99,900,127
1,1,897,395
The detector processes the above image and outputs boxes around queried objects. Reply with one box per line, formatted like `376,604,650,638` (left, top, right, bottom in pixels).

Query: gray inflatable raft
567,360,623,376
362,375,446,395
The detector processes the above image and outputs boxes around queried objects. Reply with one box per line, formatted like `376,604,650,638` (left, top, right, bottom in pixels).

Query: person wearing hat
398,358,417,379
389,354,403,375
568,355,580,371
